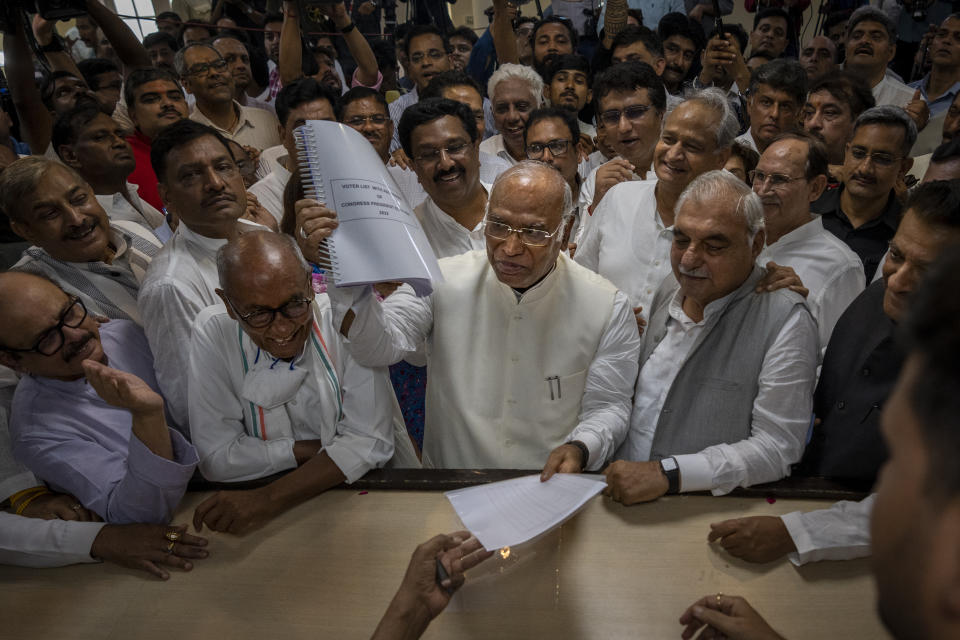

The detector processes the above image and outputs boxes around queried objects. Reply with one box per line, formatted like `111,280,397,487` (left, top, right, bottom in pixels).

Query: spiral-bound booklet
294,120,443,296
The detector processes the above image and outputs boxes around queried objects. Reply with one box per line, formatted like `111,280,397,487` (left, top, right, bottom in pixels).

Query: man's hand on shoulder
708,516,797,564
602,460,669,505
756,261,808,298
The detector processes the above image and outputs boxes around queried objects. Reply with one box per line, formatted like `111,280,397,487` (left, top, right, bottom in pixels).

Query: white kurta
188,299,414,483
781,494,874,566
139,223,227,434
574,179,672,316
0,512,104,568
328,251,641,470
759,217,865,353
577,160,653,237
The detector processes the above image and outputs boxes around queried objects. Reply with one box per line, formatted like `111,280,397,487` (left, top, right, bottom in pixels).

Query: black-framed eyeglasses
599,104,653,128
413,141,470,165
749,170,805,189
344,114,390,127
186,58,228,77
409,49,447,65
526,139,572,159
484,218,566,247
224,296,313,329
1,297,87,357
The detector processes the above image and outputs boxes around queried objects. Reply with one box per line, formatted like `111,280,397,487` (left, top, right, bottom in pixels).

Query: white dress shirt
621,289,819,494
574,179,672,315
0,512,104,568
94,183,169,242
873,75,916,110
478,134,525,166
248,156,292,224
781,494,874,565
413,183,490,259
328,254,641,468
188,299,408,483
138,223,227,433
759,217,865,352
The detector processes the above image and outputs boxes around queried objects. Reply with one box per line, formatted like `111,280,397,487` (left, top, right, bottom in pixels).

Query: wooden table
1,474,887,640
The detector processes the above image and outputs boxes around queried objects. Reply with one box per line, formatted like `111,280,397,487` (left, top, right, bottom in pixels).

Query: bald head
216,230,311,295
489,160,573,225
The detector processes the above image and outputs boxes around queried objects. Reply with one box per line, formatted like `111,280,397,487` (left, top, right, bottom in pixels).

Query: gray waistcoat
641,266,808,459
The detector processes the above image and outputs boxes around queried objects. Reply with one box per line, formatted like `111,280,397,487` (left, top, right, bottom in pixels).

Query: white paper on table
444,474,608,551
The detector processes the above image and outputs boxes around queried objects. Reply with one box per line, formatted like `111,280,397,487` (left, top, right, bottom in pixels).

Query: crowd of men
0,0,959,638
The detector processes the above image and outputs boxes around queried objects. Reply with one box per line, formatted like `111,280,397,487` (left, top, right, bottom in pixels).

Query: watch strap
660,457,680,495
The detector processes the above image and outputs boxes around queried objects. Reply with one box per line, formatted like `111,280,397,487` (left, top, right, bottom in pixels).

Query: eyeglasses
225,296,313,329
1,297,87,357
413,141,470,165
484,218,566,247
599,104,654,128
526,139,572,158
344,114,389,127
749,170,805,189
849,147,901,167
186,58,228,77
409,49,447,65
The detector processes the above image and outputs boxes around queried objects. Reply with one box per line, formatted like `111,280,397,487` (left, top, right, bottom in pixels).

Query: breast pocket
540,368,589,426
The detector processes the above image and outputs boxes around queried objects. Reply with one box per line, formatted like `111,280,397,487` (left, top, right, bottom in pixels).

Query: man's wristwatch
340,22,357,34
659,457,680,495
39,37,65,53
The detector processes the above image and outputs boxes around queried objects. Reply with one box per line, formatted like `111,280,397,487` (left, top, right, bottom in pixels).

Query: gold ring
165,530,181,542
716,593,722,605
166,541,175,554
71,503,82,511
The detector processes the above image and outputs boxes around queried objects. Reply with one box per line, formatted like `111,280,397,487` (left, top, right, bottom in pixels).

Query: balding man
576,90,736,326
0,273,198,524
604,171,818,504
0,157,162,325
753,132,865,351
301,161,641,474
187,231,416,535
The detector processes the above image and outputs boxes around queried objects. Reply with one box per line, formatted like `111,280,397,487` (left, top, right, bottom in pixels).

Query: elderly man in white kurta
604,171,819,505
300,161,641,475
188,232,417,535
753,133,865,352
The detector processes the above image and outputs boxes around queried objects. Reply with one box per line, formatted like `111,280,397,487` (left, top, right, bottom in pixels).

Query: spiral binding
294,125,338,277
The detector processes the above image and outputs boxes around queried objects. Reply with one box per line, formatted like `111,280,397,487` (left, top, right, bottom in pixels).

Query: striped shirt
12,221,162,325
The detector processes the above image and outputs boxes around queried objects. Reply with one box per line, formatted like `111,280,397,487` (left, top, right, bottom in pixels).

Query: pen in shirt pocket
546,375,561,400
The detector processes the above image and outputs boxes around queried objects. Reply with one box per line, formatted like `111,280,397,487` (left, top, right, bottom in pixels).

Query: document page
445,474,607,551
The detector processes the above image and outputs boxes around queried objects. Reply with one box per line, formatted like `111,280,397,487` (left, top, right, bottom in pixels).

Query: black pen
435,557,454,595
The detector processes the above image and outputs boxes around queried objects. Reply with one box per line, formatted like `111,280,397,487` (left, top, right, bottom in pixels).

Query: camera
1,0,88,34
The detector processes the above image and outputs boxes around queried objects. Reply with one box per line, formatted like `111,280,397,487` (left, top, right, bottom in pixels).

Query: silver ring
71,503,82,511
299,226,308,239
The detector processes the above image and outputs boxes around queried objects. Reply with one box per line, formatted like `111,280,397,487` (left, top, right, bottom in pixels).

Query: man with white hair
297,161,642,474
480,64,544,165
604,170,819,504
575,89,737,328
